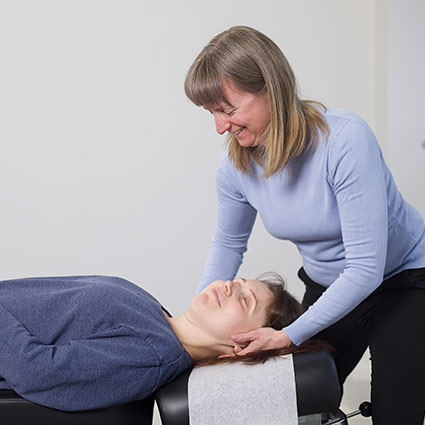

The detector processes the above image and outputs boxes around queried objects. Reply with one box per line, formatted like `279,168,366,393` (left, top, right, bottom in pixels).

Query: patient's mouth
212,289,221,307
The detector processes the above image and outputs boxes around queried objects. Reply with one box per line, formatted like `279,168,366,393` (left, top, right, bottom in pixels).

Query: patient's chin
192,292,208,305
191,292,208,308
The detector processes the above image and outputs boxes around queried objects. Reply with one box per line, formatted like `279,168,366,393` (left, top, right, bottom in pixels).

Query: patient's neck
166,314,232,361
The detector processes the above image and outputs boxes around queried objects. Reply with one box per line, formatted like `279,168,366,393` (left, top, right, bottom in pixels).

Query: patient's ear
217,352,237,359
216,341,246,359
217,344,241,359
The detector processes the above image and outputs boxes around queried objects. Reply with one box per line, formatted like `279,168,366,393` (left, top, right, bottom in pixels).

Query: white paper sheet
188,354,298,425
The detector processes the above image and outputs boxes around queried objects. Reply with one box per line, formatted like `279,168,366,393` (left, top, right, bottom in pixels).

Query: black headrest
156,350,341,425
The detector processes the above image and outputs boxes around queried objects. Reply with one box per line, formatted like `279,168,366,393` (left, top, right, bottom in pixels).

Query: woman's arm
197,154,257,292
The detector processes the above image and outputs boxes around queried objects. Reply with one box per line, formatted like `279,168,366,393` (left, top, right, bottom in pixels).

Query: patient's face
188,278,273,343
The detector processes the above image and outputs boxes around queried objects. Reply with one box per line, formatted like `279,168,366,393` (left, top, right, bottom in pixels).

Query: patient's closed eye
239,294,249,308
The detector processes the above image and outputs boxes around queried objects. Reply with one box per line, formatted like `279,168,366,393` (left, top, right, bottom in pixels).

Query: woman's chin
236,135,262,148
236,137,255,148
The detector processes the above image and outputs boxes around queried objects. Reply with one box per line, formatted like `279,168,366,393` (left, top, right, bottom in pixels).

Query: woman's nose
214,113,231,135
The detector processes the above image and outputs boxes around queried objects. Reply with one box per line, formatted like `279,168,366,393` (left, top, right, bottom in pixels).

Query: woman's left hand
231,327,292,356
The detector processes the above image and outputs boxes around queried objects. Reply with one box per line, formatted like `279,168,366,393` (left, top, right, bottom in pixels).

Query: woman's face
204,80,271,148
187,278,274,343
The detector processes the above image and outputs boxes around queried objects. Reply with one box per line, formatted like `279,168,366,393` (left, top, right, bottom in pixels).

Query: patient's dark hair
259,271,304,329
197,272,333,366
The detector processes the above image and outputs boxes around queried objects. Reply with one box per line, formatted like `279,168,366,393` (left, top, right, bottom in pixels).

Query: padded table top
0,390,154,425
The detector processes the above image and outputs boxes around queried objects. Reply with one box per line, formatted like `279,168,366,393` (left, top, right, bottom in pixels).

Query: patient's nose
224,280,234,296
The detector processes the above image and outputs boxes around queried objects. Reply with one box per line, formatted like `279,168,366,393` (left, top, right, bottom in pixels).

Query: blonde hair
185,26,328,177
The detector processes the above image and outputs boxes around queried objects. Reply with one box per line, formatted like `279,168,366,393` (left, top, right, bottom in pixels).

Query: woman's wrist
276,329,292,349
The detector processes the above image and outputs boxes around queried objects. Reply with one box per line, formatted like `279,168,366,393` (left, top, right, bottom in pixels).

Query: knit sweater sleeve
197,155,257,292
284,119,388,345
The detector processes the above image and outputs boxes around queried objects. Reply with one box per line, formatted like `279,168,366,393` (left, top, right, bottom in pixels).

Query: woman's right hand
231,327,292,356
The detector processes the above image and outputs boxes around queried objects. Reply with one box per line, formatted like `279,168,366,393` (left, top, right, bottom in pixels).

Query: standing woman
184,26,425,425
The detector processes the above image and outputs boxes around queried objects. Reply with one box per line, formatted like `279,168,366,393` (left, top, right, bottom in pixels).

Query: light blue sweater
198,108,425,345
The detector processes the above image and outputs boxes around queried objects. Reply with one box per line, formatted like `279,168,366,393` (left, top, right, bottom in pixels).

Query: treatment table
0,350,351,424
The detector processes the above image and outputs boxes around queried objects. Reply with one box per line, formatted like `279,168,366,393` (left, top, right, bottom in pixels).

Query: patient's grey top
0,275,193,411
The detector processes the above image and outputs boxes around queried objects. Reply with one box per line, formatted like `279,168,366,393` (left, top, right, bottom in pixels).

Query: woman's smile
206,80,270,148
231,127,245,136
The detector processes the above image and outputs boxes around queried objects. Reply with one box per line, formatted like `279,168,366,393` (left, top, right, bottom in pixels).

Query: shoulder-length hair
185,26,328,177
196,272,334,366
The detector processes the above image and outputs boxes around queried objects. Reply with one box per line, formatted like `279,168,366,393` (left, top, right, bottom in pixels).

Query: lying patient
0,273,316,411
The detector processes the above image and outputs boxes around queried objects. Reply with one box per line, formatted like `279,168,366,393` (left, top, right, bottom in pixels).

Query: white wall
0,0,377,308
386,0,425,216
0,1,400,423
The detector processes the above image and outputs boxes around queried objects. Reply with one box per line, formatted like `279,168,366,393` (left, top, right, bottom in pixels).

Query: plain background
1,1,424,424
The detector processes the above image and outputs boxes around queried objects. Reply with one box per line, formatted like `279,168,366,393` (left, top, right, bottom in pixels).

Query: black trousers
300,267,425,425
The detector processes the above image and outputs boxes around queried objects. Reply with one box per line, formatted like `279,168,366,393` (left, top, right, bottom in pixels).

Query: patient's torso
0,275,193,410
